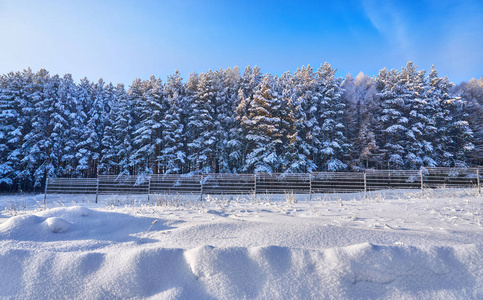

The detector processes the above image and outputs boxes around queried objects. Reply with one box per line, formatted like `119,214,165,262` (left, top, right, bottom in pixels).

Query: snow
0,188,482,299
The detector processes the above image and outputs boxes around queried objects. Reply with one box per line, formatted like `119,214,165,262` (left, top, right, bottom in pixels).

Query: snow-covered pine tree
291,65,319,172
211,69,228,173
376,67,407,169
75,77,94,177
186,71,217,173
341,72,379,170
239,66,262,102
401,63,430,169
456,77,482,165
0,73,16,189
0,70,36,190
131,76,165,180
315,63,348,171
90,79,109,175
233,66,262,172
377,62,438,169
213,68,241,173
20,69,59,187
242,73,283,173
424,66,451,167
129,78,150,178
161,70,188,174
113,84,135,175
0,74,14,188
48,74,72,178
442,81,474,167
99,82,119,174
53,74,83,177
341,73,358,142
221,67,243,173
276,71,300,173
10,69,37,190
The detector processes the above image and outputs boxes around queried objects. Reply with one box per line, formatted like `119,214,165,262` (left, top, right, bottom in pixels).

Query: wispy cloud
361,0,483,81
361,0,415,62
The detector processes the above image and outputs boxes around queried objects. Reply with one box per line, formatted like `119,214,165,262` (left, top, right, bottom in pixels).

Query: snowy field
1,188,482,299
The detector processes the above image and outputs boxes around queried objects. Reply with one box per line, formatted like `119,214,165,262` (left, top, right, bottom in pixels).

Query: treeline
0,62,481,192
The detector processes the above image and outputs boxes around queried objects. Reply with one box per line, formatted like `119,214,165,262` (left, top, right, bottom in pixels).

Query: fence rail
44,167,482,203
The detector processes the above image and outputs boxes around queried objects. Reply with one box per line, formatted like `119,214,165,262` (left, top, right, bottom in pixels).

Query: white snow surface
0,189,482,299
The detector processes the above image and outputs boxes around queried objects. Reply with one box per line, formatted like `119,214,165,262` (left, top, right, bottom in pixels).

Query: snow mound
1,243,480,299
44,217,71,233
181,243,481,299
0,206,168,244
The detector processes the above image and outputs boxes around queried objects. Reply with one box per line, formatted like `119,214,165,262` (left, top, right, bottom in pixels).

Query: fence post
254,173,257,195
43,177,49,204
200,173,204,201
95,178,99,203
309,173,312,201
477,167,481,195
147,177,151,203
420,168,424,197
363,171,367,199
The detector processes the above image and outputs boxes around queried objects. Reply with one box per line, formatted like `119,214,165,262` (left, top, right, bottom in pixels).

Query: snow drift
1,190,482,299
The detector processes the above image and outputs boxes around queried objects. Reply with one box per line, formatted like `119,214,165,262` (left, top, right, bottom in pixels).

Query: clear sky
0,0,482,86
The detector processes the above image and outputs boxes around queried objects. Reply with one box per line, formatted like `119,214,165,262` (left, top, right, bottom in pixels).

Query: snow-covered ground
1,188,482,299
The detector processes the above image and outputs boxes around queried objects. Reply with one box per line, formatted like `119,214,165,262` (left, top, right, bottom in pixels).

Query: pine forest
1,62,482,192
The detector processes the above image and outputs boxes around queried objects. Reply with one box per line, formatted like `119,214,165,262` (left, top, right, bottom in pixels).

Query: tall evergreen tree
0,70,36,189
242,73,283,173
276,72,299,172
113,84,135,175
341,72,379,170
291,65,319,172
186,71,216,173
99,83,119,174
456,77,482,165
131,76,166,179
21,69,59,187
315,63,348,171
161,71,188,174
233,66,262,172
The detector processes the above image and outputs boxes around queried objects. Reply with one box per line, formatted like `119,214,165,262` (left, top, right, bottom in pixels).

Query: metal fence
44,167,481,203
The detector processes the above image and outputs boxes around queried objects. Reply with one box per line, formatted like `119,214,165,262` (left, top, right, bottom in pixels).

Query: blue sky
0,0,482,86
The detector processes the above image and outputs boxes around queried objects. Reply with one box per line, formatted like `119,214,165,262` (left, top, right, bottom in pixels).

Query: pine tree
131,76,166,179
161,70,188,174
401,62,429,169
342,72,379,170
0,74,14,187
233,66,262,172
21,69,58,187
377,66,410,169
186,71,216,173
242,73,283,173
0,71,35,189
213,68,242,173
444,90,474,167
75,77,94,176
113,84,135,175
221,67,243,173
48,74,71,177
315,63,348,171
99,83,119,174
57,74,84,176
276,72,299,172
291,65,318,172
457,77,482,165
